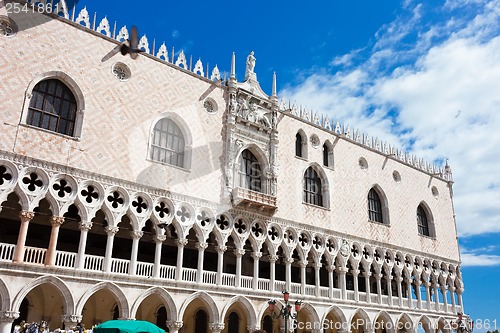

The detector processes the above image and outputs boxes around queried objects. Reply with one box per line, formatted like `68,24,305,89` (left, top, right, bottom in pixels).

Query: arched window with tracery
368,188,383,223
150,118,185,168
27,79,77,136
304,167,323,207
417,204,430,236
239,149,262,192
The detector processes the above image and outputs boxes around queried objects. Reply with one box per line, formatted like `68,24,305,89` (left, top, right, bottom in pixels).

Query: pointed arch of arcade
75,282,130,319
395,313,416,333
130,287,177,321
349,308,371,331
417,315,433,333
257,299,285,328
373,310,395,333
436,317,452,333
11,275,75,315
298,302,321,324
220,295,257,328
0,277,11,313
321,305,348,327
178,291,219,324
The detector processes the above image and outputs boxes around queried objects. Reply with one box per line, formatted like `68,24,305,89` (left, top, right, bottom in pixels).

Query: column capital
105,226,119,236
217,245,227,254
448,285,455,292
374,273,383,280
50,216,65,227
176,238,189,247
209,322,225,333
362,271,371,278
326,264,335,272
130,231,144,240
298,260,308,268
0,311,19,322
196,242,208,250
314,262,322,269
351,269,360,276
19,211,34,222
268,254,279,263
155,234,167,243
251,251,262,260
234,249,246,257
284,257,294,265
79,221,93,231
337,267,348,274
167,321,184,331
61,314,82,324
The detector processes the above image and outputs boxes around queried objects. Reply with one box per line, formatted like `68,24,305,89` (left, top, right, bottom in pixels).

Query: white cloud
280,0,500,237
461,247,500,266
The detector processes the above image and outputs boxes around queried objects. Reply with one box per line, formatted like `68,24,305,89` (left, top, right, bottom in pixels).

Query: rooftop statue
245,51,256,81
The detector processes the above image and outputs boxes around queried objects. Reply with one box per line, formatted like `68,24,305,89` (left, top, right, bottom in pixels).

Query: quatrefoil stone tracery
176,207,190,223
53,179,72,198
251,223,263,238
132,196,148,214
235,219,246,234
22,173,43,192
81,185,99,204
0,165,13,186
216,215,229,231
197,211,211,227
107,191,124,209
155,202,170,219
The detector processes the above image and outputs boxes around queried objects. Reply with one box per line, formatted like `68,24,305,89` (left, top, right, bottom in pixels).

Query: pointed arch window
368,188,383,223
304,167,323,207
150,118,185,168
417,204,430,236
295,133,303,157
239,149,262,192
27,79,77,136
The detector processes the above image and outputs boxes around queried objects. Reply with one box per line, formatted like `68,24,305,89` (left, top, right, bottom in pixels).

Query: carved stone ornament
340,239,349,257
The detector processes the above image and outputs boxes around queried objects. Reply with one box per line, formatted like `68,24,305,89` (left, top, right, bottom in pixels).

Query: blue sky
74,0,500,326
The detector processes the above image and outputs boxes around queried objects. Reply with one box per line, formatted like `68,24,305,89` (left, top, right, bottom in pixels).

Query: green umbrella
93,320,165,333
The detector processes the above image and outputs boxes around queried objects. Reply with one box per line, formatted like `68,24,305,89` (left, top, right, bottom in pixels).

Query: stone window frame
148,113,192,171
21,72,85,139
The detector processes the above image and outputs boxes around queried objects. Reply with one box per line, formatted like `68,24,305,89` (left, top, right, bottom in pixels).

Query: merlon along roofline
22,0,452,182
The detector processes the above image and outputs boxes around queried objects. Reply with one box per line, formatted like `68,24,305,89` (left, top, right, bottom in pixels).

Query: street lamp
268,291,302,333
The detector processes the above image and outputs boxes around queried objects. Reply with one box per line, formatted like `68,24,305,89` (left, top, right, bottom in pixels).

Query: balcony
232,187,277,212
0,242,463,314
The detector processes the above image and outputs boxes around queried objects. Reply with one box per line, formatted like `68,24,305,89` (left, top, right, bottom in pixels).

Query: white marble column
13,211,34,262
352,269,360,302
387,275,393,306
314,262,321,297
251,251,262,290
299,260,308,296
363,272,371,304
285,257,294,292
235,248,245,288
405,277,413,308
424,281,431,310
269,254,278,292
433,282,440,311
449,285,456,313
129,231,143,275
45,216,65,266
327,264,334,299
415,279,422,309
104,226,119,273
396,275,403,307
338,267,348,300
153,235,166,278
216,245,227,285
441,285,448,311
457,287,464,313
196,242,208,283
175,238,188,281
75,221,92,269
375,273,383,304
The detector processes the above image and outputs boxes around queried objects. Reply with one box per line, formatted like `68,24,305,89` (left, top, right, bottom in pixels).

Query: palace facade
0,1,464,333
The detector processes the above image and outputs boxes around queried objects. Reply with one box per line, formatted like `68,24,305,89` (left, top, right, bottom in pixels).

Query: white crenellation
210,65,220,81
156,43,168,61
175,50,187,69
193,58,204,77
96,16,111,37
138,35,150,54
75,7,90,28
116,26,128,42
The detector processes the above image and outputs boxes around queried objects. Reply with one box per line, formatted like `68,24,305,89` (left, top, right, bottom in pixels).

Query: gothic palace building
0,2,465,333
